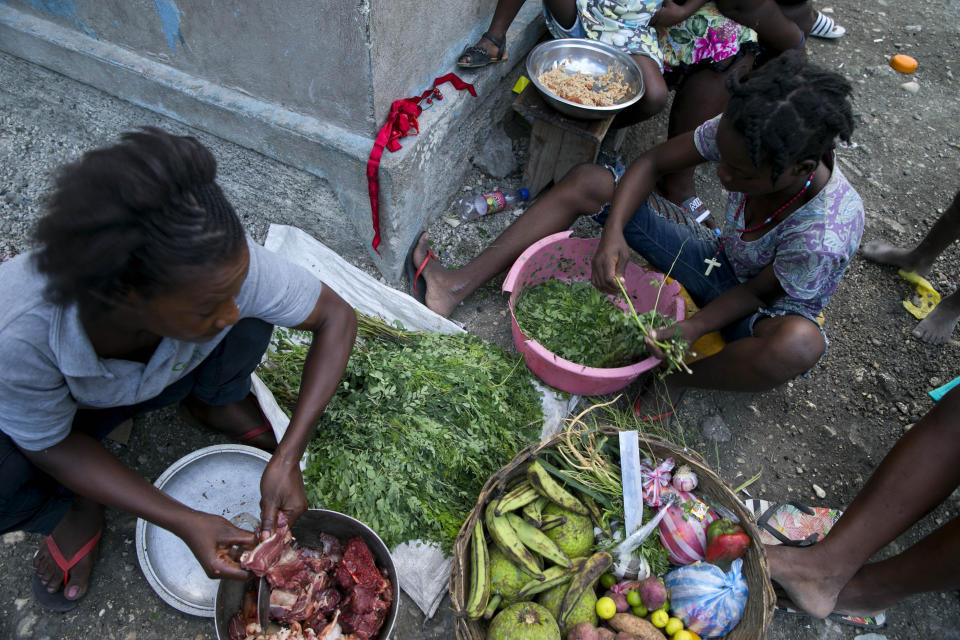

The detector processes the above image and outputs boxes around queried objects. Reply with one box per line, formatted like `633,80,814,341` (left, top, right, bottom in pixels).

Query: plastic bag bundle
665,559,749,638
657,490,718,566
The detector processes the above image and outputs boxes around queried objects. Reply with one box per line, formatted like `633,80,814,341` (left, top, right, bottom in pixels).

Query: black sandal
457,31,507,69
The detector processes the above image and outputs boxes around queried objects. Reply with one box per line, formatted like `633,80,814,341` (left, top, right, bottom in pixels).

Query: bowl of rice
526,38,645,120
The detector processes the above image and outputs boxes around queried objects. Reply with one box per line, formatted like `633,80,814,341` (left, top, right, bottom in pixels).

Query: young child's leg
715,0,805,49
411,164,615,317
611,56,669,129
639,312,825,416
863,189,960,343
768,385,960,618
458,0,527,66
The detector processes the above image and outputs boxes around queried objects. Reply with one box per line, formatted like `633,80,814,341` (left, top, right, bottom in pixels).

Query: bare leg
180,393,278,451
767,386,960,617
412,164,615,317
862,190,960,277
657,56,754,205
610,56,669,129
634,314,825,416
775,0,815,33
34,495,104,600
458,0,527,64
715,0,804,50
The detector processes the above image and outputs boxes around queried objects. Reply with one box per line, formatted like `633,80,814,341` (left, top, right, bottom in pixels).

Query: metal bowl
135,444,270,617
214,509,399,640
526,38,645,120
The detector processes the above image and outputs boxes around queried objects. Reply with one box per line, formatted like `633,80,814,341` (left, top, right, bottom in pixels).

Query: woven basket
449,427,775,640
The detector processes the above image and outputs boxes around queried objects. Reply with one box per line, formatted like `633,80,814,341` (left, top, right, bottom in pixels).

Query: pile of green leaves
514,279,669,368
256,315,543,552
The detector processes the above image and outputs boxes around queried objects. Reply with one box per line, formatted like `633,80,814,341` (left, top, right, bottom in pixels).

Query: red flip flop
634,388,686,423
32,527,102,612
404,232,438,304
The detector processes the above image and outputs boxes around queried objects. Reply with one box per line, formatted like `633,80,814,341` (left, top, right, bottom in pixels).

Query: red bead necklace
703,170,817,276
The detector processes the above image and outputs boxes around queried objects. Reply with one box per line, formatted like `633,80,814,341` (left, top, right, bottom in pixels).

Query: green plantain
463,518,490,618
527,460,589,515
484,500,544,580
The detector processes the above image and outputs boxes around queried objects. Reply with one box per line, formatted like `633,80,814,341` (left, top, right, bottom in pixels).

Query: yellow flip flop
898,269,941,319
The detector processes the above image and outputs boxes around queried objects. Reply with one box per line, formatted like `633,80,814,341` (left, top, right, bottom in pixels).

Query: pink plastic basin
502,231,685,395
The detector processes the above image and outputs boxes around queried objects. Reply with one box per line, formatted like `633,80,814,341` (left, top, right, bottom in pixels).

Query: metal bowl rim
525,38,645,114
135,444,272,617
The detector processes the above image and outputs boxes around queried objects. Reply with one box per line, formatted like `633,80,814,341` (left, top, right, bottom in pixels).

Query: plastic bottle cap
518,188,530,200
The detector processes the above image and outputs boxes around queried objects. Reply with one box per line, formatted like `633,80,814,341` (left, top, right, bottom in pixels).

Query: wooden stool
512,85,617,197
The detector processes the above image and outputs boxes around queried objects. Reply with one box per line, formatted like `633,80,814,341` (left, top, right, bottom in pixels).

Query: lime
599,573,617,590
665,617,684,636
673,631,699,640
626,590,642,607
631,604,648,617
595,596,617,620
650,609,669,628
658,599,671,613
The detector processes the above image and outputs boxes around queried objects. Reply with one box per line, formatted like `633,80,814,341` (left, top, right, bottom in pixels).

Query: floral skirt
658,2,759,72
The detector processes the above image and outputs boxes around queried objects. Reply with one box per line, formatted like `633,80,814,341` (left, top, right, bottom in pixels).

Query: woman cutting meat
0,128,356,611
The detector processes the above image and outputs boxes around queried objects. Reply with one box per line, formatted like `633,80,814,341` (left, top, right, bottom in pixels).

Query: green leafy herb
256,314,543,552
514,279,657,369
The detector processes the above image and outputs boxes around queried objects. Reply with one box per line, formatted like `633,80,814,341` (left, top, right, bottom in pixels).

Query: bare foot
766,544,854,619
861,239,933,275
411,233,470,318
180,393,277,451
829,565,898,618
913,291,960,344
34,497,104,600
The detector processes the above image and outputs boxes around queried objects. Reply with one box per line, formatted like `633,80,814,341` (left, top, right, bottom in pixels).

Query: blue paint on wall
18,0,98,39
152,0,185,51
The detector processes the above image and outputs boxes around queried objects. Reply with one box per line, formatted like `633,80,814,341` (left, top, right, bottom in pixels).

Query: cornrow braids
33,127,245,307
724,50,855,184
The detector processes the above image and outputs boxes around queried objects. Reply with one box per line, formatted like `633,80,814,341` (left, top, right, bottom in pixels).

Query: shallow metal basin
526,38,645,120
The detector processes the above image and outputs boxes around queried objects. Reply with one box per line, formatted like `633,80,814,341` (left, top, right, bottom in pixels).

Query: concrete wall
0,0,543,281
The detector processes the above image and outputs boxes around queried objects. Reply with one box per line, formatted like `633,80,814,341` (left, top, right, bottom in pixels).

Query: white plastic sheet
250,225,576,618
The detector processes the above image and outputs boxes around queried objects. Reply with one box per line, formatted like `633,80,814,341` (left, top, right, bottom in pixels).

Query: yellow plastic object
889,54,918,74
512,75,530,94
665,276,725,363
898,269,941,319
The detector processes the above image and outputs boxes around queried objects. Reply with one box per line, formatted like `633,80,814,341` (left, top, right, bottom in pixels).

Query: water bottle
457,188,530,220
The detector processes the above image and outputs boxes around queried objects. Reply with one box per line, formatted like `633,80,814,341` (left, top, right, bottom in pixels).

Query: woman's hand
592,233,632,294
645,320,701,361
178,512,258,580
258,454,308,534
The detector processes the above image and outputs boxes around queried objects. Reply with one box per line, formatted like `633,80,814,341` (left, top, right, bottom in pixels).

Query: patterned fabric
658,2,758,70
693,114,865,319
545,0,665,70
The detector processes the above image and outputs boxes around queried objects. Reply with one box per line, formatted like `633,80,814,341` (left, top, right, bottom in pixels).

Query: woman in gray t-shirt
0,129,356,611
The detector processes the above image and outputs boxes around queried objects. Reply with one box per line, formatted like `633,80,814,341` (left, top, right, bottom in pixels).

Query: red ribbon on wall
366,73,476,252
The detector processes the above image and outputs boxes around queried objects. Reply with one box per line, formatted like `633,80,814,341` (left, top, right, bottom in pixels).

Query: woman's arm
592,131,706,293
651,0,711,27
257,284,357,532
648,264,785,356
22,434,256,578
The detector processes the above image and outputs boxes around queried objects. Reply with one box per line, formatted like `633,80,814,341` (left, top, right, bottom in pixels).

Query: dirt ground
1,0,960,637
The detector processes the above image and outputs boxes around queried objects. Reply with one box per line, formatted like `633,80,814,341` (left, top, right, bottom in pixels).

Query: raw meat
236,515,391,640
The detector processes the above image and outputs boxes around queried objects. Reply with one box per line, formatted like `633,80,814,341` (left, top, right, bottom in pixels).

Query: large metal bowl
214,509,399,640
526,38,645,120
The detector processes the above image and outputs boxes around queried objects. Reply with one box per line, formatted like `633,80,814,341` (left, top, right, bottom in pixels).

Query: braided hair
725,50,855,184
34,128,245,307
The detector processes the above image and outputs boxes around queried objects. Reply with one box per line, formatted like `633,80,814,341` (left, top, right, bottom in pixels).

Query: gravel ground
1,0,960,637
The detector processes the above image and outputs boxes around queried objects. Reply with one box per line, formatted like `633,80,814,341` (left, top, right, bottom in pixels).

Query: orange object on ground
890,54,918,73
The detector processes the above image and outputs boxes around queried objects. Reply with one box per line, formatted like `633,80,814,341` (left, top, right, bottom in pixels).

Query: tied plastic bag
640,457,675,506
665,558,749,638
